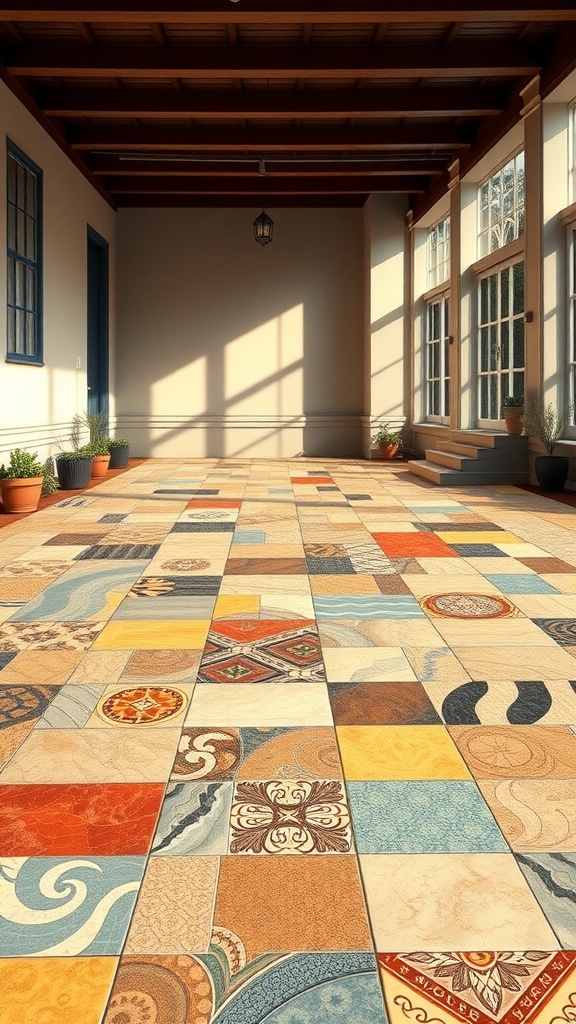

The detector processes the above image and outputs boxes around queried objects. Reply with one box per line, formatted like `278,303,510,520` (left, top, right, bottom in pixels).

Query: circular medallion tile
97,686,187,725
421,593,516,619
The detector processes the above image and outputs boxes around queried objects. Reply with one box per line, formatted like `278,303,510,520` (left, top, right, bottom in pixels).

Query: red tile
372,532,459,558
213,620,317,642
186,500,241,509
290,477,333,484
0,783,165,856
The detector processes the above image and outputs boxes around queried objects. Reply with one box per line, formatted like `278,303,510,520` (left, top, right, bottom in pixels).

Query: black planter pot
55,456,93,490
534,455,569,492
108,444,130,469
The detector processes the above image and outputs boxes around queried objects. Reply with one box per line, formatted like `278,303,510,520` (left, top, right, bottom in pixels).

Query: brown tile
43,533,107,546
329,681,440,726
519,557,576,573
120,649,202,684
373,575,411,594
0,650,83,684
225,558,308,575
450,725,576,779
213,855,372,960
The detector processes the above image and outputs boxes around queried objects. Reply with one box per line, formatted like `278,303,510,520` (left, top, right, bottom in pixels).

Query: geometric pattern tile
198,621,325,683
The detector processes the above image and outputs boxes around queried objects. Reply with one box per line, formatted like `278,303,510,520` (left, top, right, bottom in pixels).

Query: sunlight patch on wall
225,304,304,415
151,354,207,416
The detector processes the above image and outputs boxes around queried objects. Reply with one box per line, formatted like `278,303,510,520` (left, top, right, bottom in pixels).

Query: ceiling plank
87,156,446,176
68,122,474,150
104,174,428,194
2,2,576,24
115,194,370,208
4,42,543,79
38,85,507,119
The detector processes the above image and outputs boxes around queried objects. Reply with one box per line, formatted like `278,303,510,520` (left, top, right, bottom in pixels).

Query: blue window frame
6,141,43,364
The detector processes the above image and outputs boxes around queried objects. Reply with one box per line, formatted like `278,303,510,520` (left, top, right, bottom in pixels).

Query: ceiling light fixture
253,211,274,246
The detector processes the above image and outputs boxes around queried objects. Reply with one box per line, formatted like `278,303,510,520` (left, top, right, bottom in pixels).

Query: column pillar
448,159,461,431
520,75,543,403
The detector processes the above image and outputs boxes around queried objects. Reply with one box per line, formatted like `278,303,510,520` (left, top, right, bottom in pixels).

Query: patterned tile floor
1,458,576,1023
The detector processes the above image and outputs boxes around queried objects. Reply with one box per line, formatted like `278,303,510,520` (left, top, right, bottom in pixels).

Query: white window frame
476,257,525,427
427,215,451,289
478,149,525,258
423,288,450,424
569,101,576,206
568,223,576,427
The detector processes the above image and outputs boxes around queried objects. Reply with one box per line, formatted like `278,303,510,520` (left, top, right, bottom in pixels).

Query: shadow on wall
115,207,365,459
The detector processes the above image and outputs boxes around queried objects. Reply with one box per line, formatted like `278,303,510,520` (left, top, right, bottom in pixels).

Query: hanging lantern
253,210,274,246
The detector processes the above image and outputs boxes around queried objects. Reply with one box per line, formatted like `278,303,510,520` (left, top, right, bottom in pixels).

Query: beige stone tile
124,856,219,954
0,728,179,782
323,646,418,682
219,575,311,596
478,778,576,851
414,558,481,575
465,557,537,574
0,649,83,684
403,576,502,598
542,574,576,593
360,853,559,951
404,646,472,684
186,682,333,726
508,593,576,617
431,618,554,647
68,650,132,684
452,645,576,679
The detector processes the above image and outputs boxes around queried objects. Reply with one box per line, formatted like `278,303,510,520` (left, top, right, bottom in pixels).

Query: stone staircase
408,429,529,486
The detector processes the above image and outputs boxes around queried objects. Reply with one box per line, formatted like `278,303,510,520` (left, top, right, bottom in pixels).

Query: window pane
25,215,36,261
479,151,524,255
501,320,509,369
489,275,497,321
480,327,488,372
16,210,26,257
6,145,42,361
432,381,439,416
480,375,488,418
7,205,16,252
24,171,36,217
513,319,524,368
513,371,524,403
480,277,488,323
490,379,498,419
489,324,498,370
7,156,17,204
444,379,450,416
500,268,509,318
513,261,525,315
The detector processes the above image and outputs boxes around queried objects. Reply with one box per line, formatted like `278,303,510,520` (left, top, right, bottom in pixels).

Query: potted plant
371,425,403,460
84,438,111,478
55,449,94,490
502,394,524,436
0,449,45,513
108,438,131,469
523,399,575,492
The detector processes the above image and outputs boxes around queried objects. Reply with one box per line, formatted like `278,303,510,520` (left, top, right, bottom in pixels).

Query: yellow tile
0,957,118,1024
213,594,260,618
336,725,471,780
93,619,210,650
435,531,523,544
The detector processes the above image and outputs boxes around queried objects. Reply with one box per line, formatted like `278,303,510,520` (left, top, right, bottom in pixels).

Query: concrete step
437,439,500,459
425,449,478,471
408,459,529,487
451,429,527,449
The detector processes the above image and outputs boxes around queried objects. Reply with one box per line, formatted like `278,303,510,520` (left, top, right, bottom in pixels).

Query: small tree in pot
523,399,575,492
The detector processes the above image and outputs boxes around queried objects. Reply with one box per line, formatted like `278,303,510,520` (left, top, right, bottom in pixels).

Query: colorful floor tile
2,458,576,1020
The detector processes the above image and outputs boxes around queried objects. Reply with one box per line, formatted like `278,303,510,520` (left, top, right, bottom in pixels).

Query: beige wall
0,81,116,463
115,206,365,457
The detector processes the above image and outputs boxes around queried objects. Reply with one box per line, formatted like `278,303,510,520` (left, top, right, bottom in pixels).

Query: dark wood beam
2,2,576,24
540,24,576,98
4,42,543,80
68,122,474,151
116,194,369,208
37,85,507,119
88,155,446,176
104,174,427,194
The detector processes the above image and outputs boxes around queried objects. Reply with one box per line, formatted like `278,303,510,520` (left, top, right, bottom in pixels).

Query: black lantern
253,210,274,246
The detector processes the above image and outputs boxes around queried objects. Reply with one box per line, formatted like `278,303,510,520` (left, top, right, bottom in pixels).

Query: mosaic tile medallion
421,593,517,619
229,779,352,854
96,686,188,725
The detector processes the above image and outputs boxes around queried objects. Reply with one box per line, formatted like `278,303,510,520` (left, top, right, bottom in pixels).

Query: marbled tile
0,957,119,1024
478,778,576,851
0,728,179,783
347,780,507,853
35,683,101,728
336,725,471,780
328,681,440,726
0,650,83,684
68,650,131,684
0,783,165,855
359,852,559,952
92,619,210,650
319,617,442,648
452,644,576,679
0,855,145,956
151,781,233,855
186,683,333,726
214,855,371,959
9,562,145,622
124,856,218,953
403,646,473,684
119,649,202,685
323,647,417,683
425,678,576,725
234,726,341,779
449,725,576,778
516,852,576,947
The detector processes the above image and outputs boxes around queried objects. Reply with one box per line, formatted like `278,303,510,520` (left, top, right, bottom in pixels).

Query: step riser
408,459,529,487
428,448,527,471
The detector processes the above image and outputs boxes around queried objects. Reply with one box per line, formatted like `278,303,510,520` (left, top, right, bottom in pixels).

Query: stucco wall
0,80,116,463
115,206,365,458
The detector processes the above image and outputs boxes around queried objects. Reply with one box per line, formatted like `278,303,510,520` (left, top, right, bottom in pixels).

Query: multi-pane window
570,102,576,205
426,296,450,421
565,230,569,421
478,261,524,421
7,142,42,363
427,216,450,288
479,152,525,257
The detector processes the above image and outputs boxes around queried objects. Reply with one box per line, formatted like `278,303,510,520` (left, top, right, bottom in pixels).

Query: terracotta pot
0,476,43,513
379,442,399,460
91,455,111,478
504,407,524,436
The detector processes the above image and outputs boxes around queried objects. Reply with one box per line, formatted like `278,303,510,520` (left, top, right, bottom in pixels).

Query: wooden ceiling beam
115,194,369,208
37,84,507,119
104,174,428,194
67,122,474,150
87,156,446,176
5,42,543,79
2,2,576,24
